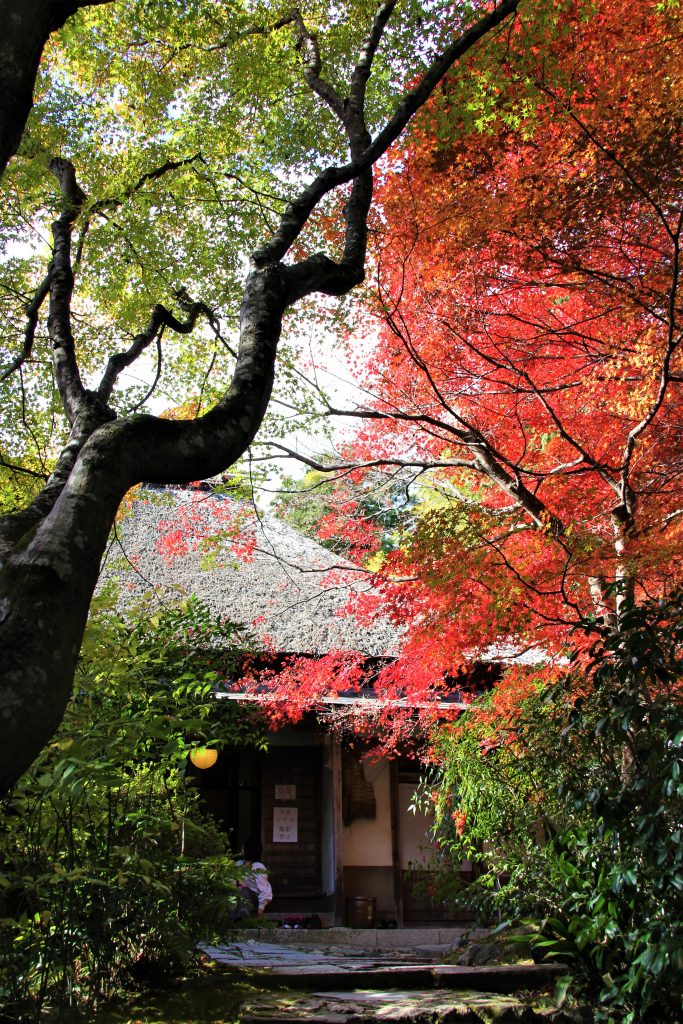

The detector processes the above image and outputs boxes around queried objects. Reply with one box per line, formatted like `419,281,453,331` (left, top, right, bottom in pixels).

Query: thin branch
349,0,398,115
619,210,683,510
131,12,298,63
290,8,346,121
97,294,215,403
0,453,48,481
261,441,476,474
0,272,50,382
196,345,218,417
127,327,164,415
89,152,205,216
253,0,519,267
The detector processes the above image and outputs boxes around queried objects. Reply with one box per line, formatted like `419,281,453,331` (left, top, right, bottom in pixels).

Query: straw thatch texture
103,486,401,657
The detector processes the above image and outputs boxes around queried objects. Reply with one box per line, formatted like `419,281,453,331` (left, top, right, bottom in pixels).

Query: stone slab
260,967,436,991
256,965,564,993
435,964,566,993
238,988,586,1024
240,926,470,950
199,941,436,970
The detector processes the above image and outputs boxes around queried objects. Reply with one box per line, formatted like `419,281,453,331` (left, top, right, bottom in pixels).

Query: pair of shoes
281,915,323,930
282,916,303,929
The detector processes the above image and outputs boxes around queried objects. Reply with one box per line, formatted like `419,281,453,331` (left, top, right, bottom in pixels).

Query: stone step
238,988,587,1024
253,963,566,994
237,925,471,949
201,944,565,996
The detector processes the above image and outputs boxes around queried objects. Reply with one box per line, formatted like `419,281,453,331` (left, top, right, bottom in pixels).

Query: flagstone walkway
198,937,582,1021
237,988,581,1024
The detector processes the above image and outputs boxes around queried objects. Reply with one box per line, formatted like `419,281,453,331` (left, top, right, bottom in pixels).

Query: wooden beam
331,738,345,924
389,759,404,926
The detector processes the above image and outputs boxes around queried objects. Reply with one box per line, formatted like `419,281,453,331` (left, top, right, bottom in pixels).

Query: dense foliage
275,465,409,558
425,591,683,1022
0,0,524,793
290,0,683,697
0,597,264,1021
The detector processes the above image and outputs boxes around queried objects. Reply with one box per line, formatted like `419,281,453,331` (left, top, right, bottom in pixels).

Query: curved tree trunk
0,261,286,791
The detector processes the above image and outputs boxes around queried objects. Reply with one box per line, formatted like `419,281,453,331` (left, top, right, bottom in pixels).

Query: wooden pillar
389,759,404,926
331,739,345,925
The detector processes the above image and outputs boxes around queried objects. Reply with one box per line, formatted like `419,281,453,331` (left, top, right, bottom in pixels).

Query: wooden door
261,747,322,898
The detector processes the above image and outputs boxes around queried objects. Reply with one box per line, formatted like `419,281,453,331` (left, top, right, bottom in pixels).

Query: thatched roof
103,485,401,657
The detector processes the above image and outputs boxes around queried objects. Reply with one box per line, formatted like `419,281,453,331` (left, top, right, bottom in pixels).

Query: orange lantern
189,747,218,770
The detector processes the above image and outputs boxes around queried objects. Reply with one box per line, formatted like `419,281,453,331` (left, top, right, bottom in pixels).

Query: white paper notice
273,806,298,843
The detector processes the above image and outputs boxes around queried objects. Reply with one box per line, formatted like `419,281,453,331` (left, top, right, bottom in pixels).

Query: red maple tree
300,0,683,702
149,3,682,739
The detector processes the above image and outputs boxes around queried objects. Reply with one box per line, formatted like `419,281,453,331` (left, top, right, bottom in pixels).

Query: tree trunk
0,262,285,792
0,1,112,176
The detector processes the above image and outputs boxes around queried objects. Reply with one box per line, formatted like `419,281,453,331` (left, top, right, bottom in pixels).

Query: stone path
196,929,585,1023
199,940,440,970
237,988,575,1024
198,938,573,1023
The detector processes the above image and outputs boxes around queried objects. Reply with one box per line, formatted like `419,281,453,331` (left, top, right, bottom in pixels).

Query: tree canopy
0,0,525,790
286,0,683,692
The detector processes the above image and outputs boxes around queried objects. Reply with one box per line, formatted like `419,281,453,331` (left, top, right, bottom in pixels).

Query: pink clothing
238,859,273,911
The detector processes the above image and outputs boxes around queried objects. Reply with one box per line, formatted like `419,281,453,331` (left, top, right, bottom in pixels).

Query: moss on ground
65,963,261,1024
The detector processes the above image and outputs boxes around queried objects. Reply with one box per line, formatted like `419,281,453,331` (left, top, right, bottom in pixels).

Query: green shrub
426,590,683,1021
0,595,265,1021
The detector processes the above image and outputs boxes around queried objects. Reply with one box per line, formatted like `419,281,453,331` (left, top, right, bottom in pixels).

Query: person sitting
232,838,273,919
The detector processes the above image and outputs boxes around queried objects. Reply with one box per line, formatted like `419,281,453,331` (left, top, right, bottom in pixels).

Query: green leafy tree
0,0,521,791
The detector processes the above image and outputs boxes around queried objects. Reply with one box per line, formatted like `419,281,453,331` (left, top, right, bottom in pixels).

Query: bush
0,595,265,1022
426,591,683,1022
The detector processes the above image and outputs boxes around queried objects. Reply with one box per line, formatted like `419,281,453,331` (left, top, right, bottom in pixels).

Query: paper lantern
190,746,218,770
